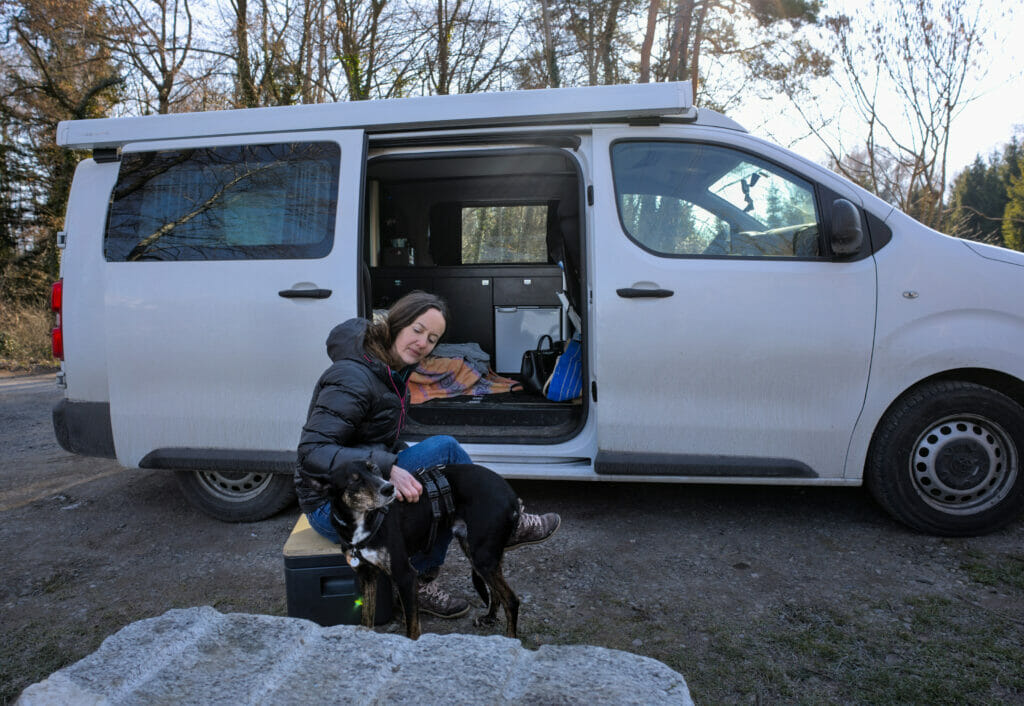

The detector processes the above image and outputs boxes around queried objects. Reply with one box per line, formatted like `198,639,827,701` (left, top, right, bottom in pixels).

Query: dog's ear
364,460,382,477
298,468,333,495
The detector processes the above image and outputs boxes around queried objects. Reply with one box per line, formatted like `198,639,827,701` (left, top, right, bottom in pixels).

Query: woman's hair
364,290,449,367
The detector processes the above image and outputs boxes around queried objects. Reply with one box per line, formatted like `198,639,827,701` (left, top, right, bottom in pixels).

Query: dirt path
2,375,1022,704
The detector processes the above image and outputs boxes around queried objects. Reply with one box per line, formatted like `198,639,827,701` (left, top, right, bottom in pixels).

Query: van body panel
102,130,366,467
60,159,119,404
844,211,1024,479
590,126,877,480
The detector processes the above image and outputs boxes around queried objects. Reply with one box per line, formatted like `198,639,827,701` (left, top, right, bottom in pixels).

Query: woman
295,291,560,618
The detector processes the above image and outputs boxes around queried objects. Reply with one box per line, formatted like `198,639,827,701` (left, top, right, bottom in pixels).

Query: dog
300,459,521,640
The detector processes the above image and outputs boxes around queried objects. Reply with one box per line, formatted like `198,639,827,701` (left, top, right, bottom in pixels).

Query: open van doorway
363,145,587,444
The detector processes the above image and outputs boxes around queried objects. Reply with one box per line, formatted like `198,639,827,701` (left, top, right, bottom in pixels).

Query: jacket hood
326,318,373,363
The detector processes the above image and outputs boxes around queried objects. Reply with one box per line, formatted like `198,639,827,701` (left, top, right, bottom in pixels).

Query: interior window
105,142,339,262
612,141,822,258
460,204,549,264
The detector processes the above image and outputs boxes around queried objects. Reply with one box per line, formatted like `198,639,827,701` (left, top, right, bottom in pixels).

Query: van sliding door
590,128,875,480
102,131,366,468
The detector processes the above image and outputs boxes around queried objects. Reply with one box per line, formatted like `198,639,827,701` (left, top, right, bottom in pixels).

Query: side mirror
830,198,864,257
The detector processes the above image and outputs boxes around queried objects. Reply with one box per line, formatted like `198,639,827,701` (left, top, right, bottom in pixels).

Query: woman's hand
389,465,422,502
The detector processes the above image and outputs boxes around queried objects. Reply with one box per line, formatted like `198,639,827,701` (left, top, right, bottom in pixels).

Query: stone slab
17,607,692,705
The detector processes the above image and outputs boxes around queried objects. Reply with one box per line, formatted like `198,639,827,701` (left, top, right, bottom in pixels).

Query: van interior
363,146,585,442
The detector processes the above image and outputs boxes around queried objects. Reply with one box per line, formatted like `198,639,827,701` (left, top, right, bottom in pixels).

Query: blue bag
543,336,582,401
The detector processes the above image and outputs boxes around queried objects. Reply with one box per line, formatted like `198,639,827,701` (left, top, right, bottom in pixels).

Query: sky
732,0,1024,182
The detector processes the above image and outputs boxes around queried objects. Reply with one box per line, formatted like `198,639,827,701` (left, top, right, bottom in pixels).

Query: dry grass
0,299,56,371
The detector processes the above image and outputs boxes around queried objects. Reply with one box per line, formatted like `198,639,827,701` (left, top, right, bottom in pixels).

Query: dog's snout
382,483,395,497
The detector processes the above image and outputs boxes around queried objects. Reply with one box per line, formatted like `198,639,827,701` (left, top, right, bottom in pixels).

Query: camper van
52,82,1024,536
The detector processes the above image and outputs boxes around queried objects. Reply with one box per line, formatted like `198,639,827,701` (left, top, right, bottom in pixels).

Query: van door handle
616,287,674,298
279,288,332,299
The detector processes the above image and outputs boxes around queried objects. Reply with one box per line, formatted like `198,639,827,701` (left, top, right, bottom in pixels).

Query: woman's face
389,308,446,367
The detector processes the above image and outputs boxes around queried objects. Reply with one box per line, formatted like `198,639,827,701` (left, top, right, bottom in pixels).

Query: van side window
611,141,822,258
104,142,339,262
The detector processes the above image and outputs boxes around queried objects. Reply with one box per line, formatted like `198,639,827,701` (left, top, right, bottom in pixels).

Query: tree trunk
639,0,661,83
599,0,623,84
688,0,709,101
539,0,560,87
233,0,258,107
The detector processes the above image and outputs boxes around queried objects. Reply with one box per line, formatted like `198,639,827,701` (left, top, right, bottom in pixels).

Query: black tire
866,381,1024,536
174,469,296,522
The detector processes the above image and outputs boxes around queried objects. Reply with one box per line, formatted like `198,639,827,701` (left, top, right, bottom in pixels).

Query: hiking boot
417,580,470,618
507,509,561,550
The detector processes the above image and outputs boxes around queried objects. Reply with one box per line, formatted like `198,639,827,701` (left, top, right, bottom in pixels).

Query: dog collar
333,505,389,566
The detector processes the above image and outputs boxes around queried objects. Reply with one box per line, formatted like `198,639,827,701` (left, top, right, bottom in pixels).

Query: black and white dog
300,459,521,639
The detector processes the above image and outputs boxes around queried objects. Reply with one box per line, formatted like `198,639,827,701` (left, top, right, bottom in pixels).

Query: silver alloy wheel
910,414,1018,514
193,470,275,503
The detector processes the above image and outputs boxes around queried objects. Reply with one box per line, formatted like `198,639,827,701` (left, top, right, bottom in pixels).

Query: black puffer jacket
294,318,411,514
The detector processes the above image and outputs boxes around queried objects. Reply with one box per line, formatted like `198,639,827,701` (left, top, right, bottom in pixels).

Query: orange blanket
409,356,521,404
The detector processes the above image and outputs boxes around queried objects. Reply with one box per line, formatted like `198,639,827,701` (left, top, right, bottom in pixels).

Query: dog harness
331,465,455,568
416,465,456,550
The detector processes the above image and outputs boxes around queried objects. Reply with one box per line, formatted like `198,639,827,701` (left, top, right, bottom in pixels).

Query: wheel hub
195,470,274,503
911,415,1016,513
934,440,988,490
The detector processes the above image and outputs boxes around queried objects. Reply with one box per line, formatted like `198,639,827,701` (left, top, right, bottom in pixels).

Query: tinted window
105,142,340,261
612,141,821,258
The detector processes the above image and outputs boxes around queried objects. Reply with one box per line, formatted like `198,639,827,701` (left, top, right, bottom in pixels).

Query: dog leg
457,535,492,609
475,567,519,638
471,570,500,628
392,564,421,640
356,566,378,629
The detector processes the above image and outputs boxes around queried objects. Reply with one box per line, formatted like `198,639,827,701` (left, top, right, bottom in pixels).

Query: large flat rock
17,607,692,705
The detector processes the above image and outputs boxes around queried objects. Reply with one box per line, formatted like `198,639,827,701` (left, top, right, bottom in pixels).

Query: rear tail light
51,279,63,360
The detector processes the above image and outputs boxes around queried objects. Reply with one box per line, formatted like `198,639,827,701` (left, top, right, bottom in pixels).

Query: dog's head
301,459,396,513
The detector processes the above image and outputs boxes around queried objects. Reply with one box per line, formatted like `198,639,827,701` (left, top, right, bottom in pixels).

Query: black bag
520,334,560,394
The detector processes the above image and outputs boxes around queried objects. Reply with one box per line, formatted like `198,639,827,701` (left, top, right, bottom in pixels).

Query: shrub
0,299,56,371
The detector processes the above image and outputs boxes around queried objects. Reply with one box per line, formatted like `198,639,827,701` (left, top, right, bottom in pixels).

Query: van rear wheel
866,381,1024,536
175,470,296,522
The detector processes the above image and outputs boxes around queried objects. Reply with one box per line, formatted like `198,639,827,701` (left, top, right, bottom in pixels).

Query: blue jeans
306,435,472,575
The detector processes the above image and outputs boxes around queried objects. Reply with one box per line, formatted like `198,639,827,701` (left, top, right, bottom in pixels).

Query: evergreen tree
1003,153,1024,252
946,137,1023,247
947,155,1005,244
0,0,121,303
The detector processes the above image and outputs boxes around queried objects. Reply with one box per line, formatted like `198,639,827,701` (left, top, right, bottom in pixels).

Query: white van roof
57,82,704,150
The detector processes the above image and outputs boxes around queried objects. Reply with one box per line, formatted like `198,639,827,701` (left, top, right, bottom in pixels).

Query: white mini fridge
493,306,562,374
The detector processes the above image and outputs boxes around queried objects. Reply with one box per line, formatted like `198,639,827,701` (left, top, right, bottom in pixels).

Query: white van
52,82,1024,536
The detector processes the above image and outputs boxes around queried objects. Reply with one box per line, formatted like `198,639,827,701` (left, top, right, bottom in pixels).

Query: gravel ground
2,373,1023,704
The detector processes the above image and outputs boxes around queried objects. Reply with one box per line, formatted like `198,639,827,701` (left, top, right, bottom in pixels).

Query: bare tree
510,0,566,89
788,0,990,228
325,0,420,101
220,0,311,107
105,0,210,114
561,0,635,86
413,0,518,95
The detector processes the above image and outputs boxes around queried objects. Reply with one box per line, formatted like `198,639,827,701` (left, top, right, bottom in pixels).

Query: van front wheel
175,470,296,522
866,381,1024,536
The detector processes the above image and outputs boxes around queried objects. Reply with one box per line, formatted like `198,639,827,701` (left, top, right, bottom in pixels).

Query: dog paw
473,614,498,628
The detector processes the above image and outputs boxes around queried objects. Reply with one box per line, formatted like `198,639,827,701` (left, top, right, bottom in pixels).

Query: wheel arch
848,367,1024,484
858,374,1024,534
